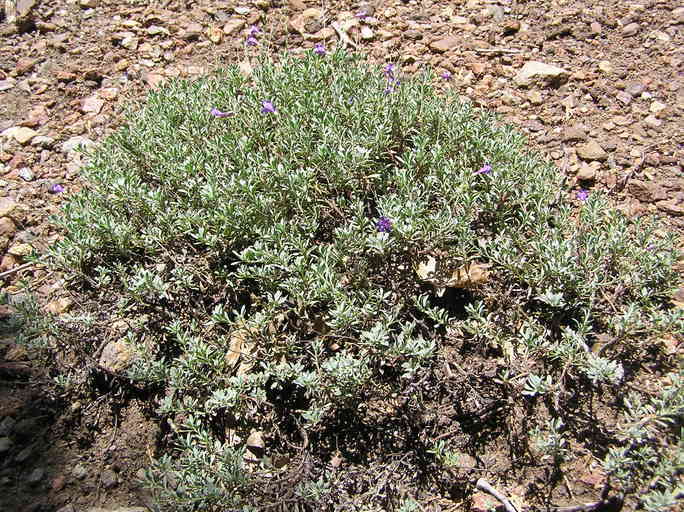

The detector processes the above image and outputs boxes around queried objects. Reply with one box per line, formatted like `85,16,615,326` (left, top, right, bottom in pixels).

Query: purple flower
441,70,452,81
246,36,258,46
48,183,65,194
248,25,260,37
313,43,326,56
210,107,234,118
376,216,392,233
355,11,368,19
576,189,589,201
384,63,395,79
646,243,655,252
474,164,492,175
260,100,276,114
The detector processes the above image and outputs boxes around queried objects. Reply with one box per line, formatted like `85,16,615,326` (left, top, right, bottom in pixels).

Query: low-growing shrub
46,50,683,510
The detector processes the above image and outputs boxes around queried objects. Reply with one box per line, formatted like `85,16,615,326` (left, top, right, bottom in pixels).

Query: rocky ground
0,0,682,510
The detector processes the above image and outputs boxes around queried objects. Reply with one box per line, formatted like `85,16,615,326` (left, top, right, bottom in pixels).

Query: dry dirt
0,0,682,511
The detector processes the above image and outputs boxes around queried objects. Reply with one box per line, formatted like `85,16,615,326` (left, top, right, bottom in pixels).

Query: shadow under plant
27,50,684,510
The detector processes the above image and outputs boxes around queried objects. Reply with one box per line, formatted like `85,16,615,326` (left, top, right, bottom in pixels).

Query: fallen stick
0,262,34,279
476,478,518,512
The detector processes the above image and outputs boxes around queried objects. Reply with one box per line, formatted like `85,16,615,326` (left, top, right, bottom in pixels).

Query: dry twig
476,478,518,512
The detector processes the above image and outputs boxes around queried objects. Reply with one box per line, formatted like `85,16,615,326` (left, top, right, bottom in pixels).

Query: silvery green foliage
603,371,684,511
46,49,682,510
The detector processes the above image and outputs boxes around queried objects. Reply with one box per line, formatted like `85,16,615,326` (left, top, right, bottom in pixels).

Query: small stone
223,19,246,35
472,492,500,512
206,26,223,44
577,162,598,182
8,243,32,257
147,25,169,36
101,468,118,489
625,82,645,97
121,35,139,50
182,22,204,40
628,180,658,203
622,22,640,36
616,91,632,105
15,58,36,75
562,125,587,142
643,115,662,128
99,339,135,373
0,417,16,436
27,467,44,485
429,36,459,53
650,101,666,114
31,135,55,148
598,60,613,73
0,198,17,218
98,87,119,100
79,0,97,7
246,431,265,458
234,6,250,15
18,168,34,181
527,90,543,104
82,95,105,114
502,20,521,35
71,463,88,480
56,505,75,512
62,136,95,154
15,445,32,462
590,21,601,34
52,475,66,492
0,437,12,453
46,297,73,315
360,26,374,40
576,140,608,161
515,61,568,87
656,201,684,216
0,79,16,92
0,217,16,238
1,126,38,144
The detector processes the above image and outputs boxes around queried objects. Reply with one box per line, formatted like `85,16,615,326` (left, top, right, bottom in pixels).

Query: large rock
1,126,38,144
515,61,568,87
61,135,95,154
429,36,459,53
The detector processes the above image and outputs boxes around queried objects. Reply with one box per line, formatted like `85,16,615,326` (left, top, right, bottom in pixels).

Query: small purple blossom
313,43,326,56
246,36,258,46
441,70,452,81
260,100,276,114
376,216,392,233
248,25,260,37
384,85,395,95
576,189,589,201
210,107,233,118
355,11,368,19
646,243,656,252
474,164,492,175
48,183,65,194
383,63,395,79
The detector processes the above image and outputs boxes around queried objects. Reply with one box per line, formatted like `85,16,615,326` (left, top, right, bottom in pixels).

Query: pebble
1,126,38,144
15,445,33,462
616,91,632,105
8,243,32,257
576,140,608,161
72,463,88,480
360,26,374,40
625,82,645,97
101,468,118,489
0,417,16,436
147,25,169,36
562,125,587,142
62,135,95,154
82,95,105,114
31,135,55,149
0,217,17,238
649,100,666,114
527,90,543,104
27,467,45,485
99,339,135,373
622,22,640,36
18,168,34,181
0,437,12,453
223,19,246,35
0,198,16,218
514,61,568,87
429,36,459,53
598,60,613,73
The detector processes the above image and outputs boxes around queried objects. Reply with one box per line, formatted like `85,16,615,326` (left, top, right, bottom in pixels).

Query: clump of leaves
48,50,682,510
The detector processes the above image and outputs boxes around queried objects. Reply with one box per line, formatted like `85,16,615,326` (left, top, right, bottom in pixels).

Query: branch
476,478,518,512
